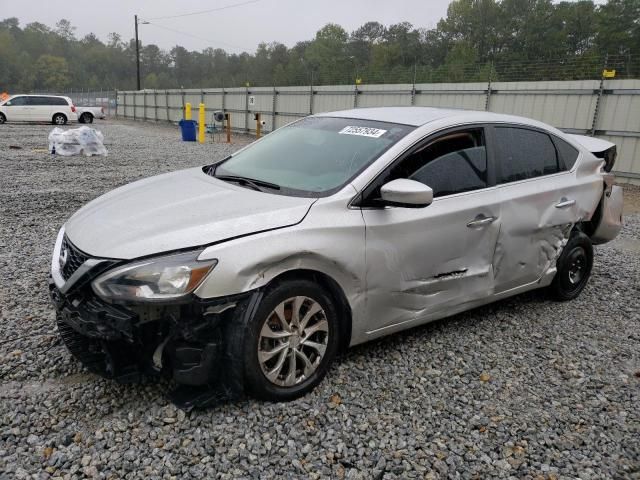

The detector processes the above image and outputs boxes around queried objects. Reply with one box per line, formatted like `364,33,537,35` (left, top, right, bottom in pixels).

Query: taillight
71,105,76,113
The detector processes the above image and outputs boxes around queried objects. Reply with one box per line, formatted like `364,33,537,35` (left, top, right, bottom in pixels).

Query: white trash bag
48,126,108,157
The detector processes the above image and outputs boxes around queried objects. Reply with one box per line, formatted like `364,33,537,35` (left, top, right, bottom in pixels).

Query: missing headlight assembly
50,232,249,408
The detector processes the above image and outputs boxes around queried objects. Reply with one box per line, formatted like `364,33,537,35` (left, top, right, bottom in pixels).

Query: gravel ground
1,120,639,479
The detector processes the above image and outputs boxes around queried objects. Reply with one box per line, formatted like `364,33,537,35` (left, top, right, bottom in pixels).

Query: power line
144,21,252,52
144,0,263,21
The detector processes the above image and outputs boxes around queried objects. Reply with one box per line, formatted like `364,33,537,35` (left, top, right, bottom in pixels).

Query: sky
0,0,454,53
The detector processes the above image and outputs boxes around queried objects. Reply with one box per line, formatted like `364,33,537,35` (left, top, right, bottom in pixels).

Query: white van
0,94,78,125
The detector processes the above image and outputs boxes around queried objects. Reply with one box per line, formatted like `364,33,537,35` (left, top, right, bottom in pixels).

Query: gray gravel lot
1,120,639,479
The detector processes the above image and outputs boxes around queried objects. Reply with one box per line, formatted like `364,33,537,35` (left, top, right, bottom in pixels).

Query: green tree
34,54,71,90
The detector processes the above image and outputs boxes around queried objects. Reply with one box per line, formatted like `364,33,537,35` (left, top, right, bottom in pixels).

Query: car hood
65,167,316,259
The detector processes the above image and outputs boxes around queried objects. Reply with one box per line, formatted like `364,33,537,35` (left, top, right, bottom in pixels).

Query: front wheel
52,113,67,125
238,280,340,401
550,231,593,301
0,113,5,124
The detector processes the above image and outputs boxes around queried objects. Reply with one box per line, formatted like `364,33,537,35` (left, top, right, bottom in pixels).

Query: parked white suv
0,94,77,125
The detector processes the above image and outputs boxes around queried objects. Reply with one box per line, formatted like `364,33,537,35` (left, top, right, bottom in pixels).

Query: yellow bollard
198,103,205,144
185,102,192,120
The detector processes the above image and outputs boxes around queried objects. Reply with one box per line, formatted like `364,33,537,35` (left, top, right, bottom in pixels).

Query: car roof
316,106,551,129
10,94,69,99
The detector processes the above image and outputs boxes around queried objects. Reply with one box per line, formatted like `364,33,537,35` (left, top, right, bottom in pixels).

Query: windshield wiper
214,174,281,191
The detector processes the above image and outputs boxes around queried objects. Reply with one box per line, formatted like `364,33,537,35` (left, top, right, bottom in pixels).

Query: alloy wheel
258,296,329,387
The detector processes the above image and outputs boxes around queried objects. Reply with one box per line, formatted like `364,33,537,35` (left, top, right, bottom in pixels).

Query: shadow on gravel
50,288,553,411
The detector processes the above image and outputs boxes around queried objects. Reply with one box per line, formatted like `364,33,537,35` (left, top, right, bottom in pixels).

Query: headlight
92,250,217,302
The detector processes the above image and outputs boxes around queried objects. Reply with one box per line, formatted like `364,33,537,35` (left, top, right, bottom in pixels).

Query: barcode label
338,126,387,138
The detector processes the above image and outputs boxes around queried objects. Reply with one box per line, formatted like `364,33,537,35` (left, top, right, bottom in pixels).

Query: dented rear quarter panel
493,150,603,293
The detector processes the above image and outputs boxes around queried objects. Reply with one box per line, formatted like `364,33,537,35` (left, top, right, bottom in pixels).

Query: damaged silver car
50,107,623,406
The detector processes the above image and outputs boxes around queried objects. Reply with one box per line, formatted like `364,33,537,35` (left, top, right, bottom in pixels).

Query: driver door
358,126,502,337
4,96,29,121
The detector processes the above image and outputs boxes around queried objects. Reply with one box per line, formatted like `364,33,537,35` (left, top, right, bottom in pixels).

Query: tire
550,231,593,301
80,112,93,124
52,113,67,125
0,113,5,124
237,279,340,401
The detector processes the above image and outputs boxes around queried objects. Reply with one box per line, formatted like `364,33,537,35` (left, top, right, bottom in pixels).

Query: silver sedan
50,107,623,405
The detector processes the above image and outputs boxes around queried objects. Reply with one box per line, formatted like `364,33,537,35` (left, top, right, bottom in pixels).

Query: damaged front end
49,230,254,409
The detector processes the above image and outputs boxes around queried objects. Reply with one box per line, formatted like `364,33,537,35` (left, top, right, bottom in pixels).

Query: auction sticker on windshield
339,126,387,138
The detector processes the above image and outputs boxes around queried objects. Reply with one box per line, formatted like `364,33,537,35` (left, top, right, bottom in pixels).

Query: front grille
60,236,90,281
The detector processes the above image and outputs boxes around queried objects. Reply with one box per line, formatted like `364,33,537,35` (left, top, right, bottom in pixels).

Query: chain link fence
25,55,640,182
199,54,640,88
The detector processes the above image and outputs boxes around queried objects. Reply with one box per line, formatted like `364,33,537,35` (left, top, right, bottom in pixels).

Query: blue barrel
179,120,197,142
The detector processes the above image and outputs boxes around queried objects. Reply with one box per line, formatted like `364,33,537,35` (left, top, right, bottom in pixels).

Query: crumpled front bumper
49,277,250,391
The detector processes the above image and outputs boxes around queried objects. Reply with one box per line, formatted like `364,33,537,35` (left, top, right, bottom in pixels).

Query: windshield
212,116,414,196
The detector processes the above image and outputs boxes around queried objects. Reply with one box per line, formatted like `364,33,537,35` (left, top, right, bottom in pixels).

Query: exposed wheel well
266,269,352,353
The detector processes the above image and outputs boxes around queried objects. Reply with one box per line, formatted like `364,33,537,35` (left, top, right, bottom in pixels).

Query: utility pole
135,15,141,90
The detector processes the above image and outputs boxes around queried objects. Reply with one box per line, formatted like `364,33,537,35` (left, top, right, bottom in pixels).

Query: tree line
0,0,638,92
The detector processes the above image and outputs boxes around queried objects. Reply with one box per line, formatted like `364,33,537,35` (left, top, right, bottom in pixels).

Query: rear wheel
80,112,93,124
52,113,67,125
0,113,5,124
550,232,593,301
239,280,340,401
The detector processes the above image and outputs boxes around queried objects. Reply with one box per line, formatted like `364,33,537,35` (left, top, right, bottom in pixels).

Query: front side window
362,128,487,204
212,116,414,196
495,127,559,183
8,96,27,106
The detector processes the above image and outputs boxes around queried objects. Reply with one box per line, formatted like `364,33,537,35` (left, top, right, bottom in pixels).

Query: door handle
467,215,496,228
555,199,576,209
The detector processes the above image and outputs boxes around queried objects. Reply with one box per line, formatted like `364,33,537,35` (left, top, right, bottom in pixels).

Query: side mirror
380,179,433,208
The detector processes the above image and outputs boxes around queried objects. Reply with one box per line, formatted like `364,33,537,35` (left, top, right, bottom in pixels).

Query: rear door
490,125,588,293
359,126,502,335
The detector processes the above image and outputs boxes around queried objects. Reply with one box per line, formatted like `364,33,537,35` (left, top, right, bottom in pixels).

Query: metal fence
117,79,640,183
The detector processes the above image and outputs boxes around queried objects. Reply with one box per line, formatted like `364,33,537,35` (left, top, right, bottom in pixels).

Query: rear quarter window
553,137,580,171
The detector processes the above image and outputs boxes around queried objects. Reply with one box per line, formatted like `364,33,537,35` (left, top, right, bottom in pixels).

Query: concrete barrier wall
116,80,640,183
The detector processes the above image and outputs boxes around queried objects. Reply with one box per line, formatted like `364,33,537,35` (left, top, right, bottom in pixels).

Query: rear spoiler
567,134,617,172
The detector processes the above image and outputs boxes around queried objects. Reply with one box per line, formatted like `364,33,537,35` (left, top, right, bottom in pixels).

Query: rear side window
51,97,69,106
495,127,559,183
27,97,48,105
553,137,579,170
